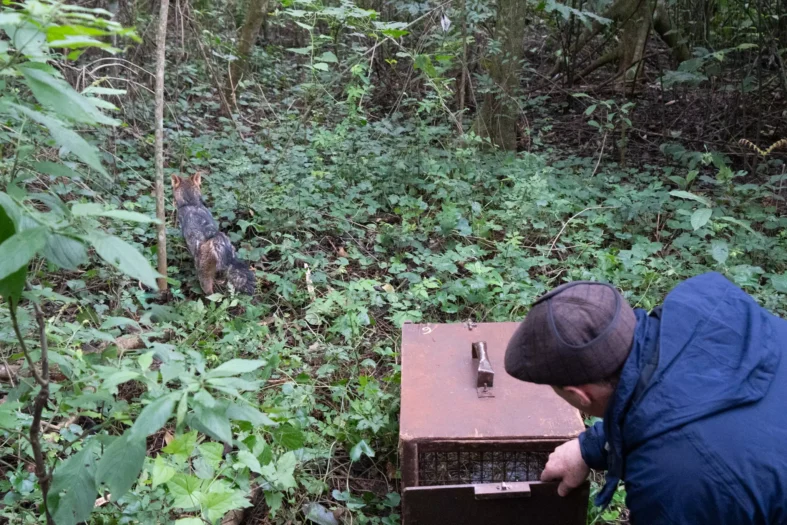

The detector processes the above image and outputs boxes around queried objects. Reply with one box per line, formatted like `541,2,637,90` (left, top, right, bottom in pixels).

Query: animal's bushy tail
227,258,256,295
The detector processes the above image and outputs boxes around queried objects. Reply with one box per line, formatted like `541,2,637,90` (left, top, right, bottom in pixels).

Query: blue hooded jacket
579,272,787,524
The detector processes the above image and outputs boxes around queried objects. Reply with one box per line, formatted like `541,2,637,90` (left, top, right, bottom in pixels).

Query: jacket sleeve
578,420,608,471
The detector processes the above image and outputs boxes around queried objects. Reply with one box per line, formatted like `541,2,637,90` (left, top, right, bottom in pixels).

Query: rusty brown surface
400,322,585,442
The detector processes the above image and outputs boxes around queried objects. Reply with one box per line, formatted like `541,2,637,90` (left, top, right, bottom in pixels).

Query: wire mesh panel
417,449,549,486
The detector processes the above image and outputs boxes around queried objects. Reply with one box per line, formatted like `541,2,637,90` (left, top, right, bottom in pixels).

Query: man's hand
541,438,590,497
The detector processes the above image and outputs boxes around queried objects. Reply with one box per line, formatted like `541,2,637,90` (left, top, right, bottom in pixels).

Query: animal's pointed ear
171,174,181,188
191,171,202,187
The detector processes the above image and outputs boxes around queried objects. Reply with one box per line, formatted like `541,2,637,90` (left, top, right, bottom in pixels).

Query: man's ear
171,175,181,188
561,386,594,410
191,171,202,187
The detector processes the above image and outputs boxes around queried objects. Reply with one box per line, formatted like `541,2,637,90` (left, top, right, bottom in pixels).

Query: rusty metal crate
400,321,589,525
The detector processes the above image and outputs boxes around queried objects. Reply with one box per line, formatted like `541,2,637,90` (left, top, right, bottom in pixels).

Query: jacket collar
595,307,662,507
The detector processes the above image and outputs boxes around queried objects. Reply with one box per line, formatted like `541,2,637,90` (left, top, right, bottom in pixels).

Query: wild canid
171,172,255,295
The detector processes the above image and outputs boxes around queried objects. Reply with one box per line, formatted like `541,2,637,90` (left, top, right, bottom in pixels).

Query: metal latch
474,481,532,500
472,341,494,398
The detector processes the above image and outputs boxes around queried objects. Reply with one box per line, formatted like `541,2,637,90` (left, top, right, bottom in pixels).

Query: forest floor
10,30,787,525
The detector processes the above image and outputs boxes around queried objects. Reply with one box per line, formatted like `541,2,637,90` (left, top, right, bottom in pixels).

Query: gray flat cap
504,281,636,386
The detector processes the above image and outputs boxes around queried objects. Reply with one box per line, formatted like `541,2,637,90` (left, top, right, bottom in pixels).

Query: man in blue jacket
504,272,787,524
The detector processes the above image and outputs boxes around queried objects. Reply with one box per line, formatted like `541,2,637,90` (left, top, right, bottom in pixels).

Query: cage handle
472,341,494,389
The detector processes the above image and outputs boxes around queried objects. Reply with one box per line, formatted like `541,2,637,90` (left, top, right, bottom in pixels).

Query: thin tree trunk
458,0,468,116
11,303,53,525
653,0,690,63
474,0,527,150
225,0,268,106
154,0,170,293
617,0,655,92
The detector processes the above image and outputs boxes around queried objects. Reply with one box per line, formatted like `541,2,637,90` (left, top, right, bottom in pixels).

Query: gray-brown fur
171,172,256,295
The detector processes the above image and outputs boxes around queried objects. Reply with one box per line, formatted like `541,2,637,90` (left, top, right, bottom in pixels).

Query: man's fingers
540,461,561,482
557,480,572,497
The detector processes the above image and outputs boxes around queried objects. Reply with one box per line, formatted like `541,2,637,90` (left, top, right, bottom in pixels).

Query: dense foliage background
0,0,785,523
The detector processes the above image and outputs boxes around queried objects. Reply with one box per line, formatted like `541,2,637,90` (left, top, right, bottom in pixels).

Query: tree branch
11,301,54,525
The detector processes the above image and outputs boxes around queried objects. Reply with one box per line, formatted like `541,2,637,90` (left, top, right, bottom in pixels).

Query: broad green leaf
100,316,141,330
174,519,203,525
206,376,262,392
264,490,284,514
312,62,330,71
102,370,142,391
381,28,409,38
205,359,265,378
225,402,277,426
199,442,224,470
33,193,68,217
46,24,113,40
259,444,273,466
89,233,160,289
41,234,88,270
199,489,252,523
5,104,107,176
0,401,22,429
151,455,176,489
0,13,23,26
85,97,119,111
0,227,48,281
194,389,217,408
162,430,198,464
177,391,189,428
71,202,104,216
272,451,297,490
670,190,712,207
160,361,186,384
72,203,159,223
95,433,146,500
237,450,262,474
718,216,756,234
711,240,729,265
0,207,25,307
138,351,154,370
95,209,159,223
193,453,215,481
129,393,177,439
286,47,312,55
167,474,202,509
349,439,375,462
20,66,119,125
6,23,48,62
48,441,98,525
188,404,232,444
33,161,81,179
771,274,787,293
0,193,23,228
48,36,117,51
272,423,305,450
319,51,338,63
691,208,712,231
82,86,127,96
